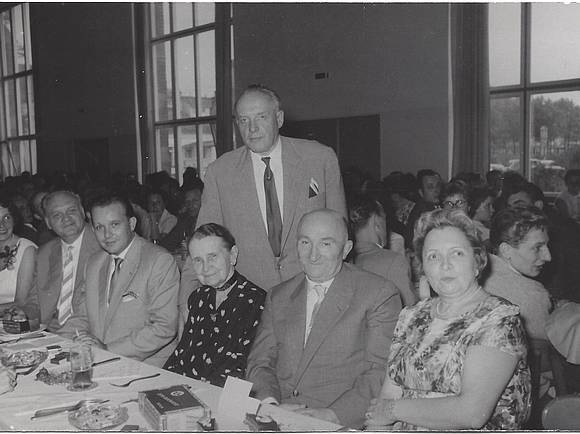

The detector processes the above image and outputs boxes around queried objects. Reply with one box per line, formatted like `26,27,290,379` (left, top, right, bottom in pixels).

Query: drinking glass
68,341,96,391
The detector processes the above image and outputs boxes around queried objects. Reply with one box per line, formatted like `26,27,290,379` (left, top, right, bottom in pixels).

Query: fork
31,399,108,419
109,372,160,387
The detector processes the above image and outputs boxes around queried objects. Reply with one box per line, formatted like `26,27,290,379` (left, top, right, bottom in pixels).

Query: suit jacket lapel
75,226,92,287
236,148,270,240
97,257,110,338
281,137,304,252
103,237,140,336
285,278,308,371
47,241,63,316
294,268,352,383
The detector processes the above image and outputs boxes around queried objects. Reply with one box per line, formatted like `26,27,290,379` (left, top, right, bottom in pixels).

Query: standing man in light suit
60,194,179,367
186,84,346,294
246,209,401,429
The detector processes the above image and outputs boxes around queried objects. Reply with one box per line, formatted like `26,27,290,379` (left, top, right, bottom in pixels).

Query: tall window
489,3,580,193
0,3,35,178
143,3,233,183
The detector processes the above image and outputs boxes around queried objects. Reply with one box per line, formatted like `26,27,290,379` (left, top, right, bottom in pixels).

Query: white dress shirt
304,276,334,342
250,136,284,233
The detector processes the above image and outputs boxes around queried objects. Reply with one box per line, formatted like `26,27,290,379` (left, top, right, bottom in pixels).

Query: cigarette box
138,384,210,431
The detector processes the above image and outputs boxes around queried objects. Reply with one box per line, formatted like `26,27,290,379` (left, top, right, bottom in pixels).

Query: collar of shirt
305,276,334,296
250,136,284,229
61,227,85,255
111,234,136,263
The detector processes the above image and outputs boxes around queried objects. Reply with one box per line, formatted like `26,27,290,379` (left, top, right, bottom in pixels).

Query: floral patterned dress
387,296,531,430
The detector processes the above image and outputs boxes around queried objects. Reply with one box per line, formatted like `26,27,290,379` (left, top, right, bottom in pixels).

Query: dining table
0,331,342,431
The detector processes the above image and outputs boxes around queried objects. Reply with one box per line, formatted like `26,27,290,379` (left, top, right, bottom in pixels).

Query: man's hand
75,333,105,349
364,398,397,427
294,408,340,424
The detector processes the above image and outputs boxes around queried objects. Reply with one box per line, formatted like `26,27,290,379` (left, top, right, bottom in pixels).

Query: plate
0,323,47,338
68,403,129,430
1,349,48,368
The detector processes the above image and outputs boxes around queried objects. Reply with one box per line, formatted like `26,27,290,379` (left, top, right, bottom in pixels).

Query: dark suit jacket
193,136,347,291
36,226,102,331
246,263,401,428
60,235,179,367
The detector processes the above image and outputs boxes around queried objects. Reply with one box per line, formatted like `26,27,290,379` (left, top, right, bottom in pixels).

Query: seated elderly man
60,193,179,367
164,223,266,387
246,209,401,429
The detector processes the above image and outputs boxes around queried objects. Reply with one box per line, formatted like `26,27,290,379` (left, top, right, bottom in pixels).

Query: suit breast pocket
306,191,326,211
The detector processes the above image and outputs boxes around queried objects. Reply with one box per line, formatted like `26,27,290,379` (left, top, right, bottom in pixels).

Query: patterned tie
57,245,74,325
262,157,283,257
305,284,326,343
108,257,123,304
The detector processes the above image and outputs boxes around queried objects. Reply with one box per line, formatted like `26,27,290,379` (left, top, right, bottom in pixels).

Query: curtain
450,4,490,176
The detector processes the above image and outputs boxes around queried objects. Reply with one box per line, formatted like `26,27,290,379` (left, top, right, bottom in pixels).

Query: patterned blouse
387,296,531,430
164,271,266,387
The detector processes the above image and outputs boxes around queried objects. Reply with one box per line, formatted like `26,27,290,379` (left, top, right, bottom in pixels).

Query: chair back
542,395,580,430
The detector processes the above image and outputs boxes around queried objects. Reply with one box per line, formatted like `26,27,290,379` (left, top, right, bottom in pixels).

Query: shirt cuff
261,397,279,406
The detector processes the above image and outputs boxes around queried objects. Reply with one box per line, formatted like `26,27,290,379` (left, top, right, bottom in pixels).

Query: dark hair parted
89,193,135,220
413,209,488,279
468,186,495,218
348,194,385,234
489,206,548,254
192,223,236,250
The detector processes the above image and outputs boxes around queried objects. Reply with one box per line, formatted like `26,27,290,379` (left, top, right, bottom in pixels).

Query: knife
31,400,109,419
92,356,121,367
0,332,46,344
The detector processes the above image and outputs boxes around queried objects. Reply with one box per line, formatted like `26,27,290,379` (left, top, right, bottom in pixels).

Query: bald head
43,190,86,244
297,209,353,282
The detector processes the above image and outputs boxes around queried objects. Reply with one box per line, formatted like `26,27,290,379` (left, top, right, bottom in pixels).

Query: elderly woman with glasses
365,209,530,430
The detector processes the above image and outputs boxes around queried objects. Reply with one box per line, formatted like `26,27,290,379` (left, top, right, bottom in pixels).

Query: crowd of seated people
3,85,580,430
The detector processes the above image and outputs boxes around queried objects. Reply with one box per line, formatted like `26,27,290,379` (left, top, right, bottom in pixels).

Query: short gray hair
235,84,282,113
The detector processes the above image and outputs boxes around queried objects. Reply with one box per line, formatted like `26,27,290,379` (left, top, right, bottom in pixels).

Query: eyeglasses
442,199,467,209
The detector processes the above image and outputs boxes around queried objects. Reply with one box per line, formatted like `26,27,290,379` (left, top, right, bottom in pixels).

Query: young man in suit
246,209,401,429
189,85,347,292
60,194,179,367
37,191,102,332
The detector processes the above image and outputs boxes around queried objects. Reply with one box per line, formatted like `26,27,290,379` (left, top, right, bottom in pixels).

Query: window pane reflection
530,91,580,192
30,139,36,173
12,5,25,74
195,3,215,27
153,41,173,121
1,11,13,76
531,4,580,83
177,125,197,177
150,3,170,38
175,36,196,119
489,3,521,87
9,140,20,173
173,3,193,33
23,4,31,69
4,79,17,136
156,126,175,178
197,30,216,116
16,76,28,135
27,75,35,134
490,96,522,173
199,123,216,179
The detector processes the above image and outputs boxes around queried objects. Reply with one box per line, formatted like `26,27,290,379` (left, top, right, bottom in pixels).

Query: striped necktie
57,245,74,325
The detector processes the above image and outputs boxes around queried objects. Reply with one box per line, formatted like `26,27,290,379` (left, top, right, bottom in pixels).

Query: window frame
0,3,36,178
137,3,232,184
490,3,580,183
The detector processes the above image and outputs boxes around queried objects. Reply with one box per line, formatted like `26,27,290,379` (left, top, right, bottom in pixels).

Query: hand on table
74,333,105,349
0,366,16,395
294,407,340,424
365,398,396,427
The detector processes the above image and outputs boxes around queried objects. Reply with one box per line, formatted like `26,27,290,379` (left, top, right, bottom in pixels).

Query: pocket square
121,291,138,302
309,178,320,198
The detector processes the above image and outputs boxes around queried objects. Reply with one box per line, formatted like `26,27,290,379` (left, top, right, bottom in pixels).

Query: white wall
234,3,449,178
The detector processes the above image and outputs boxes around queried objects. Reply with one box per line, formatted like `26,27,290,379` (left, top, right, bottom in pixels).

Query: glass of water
68,341,96,391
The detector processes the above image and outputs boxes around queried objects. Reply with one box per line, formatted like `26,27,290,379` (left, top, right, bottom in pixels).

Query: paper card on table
216,376,260,429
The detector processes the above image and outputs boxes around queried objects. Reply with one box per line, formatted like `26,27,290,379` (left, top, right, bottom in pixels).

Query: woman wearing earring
483,206,552,341
365,209,530,430
349,194,417,307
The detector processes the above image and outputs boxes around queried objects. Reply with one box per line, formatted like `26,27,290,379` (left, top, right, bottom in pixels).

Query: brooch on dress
0,244,18,272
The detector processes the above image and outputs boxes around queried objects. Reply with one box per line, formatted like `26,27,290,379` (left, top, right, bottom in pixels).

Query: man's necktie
57,245,74,325
108,257,123,304
262,157,282,257
305,284,325,343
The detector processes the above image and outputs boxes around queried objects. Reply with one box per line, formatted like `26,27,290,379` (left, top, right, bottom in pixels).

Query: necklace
435,286,485,319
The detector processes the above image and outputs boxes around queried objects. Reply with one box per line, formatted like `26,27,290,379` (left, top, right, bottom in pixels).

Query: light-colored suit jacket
246,263,401,428
194,136,347,291
60,235,179,367
353,241,417,307
37,226,102,332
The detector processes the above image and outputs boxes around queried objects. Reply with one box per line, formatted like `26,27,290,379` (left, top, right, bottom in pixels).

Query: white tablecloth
0,333,341,431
